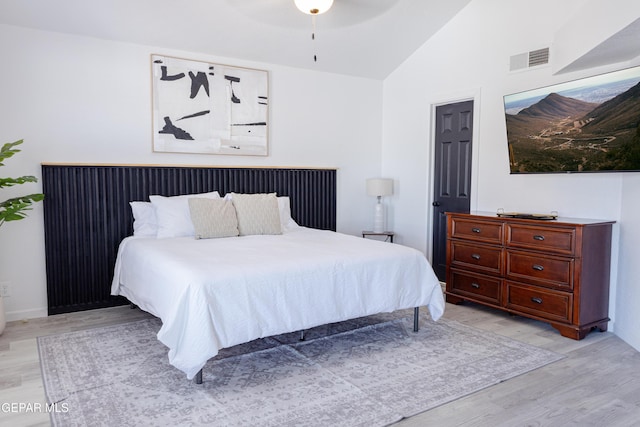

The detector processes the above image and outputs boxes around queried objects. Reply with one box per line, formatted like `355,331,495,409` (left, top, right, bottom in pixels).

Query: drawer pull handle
531,297,543,304
471,282,480,289
471,227,481,233
471,254,481,260
533,235,545,241
532,264,544,271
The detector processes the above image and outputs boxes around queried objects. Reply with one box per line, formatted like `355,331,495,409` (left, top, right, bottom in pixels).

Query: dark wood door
431,100,474,281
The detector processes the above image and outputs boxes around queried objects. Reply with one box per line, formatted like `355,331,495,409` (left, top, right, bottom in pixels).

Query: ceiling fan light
294,0,334,15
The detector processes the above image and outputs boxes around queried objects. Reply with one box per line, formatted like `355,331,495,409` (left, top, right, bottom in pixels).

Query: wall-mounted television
504,65,640,174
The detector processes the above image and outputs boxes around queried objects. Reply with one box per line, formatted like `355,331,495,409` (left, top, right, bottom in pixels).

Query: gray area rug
38,311,563,426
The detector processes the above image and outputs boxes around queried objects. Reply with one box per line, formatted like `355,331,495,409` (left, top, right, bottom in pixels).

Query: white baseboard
5,307,48,322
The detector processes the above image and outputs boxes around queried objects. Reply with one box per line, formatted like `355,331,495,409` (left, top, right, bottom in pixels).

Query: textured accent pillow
231,193,282,236
150,191,220,238
129,201,158,237
188,198,239,239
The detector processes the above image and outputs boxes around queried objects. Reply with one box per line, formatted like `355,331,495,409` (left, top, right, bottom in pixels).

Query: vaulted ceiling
0,0,472,80
1,0,639,80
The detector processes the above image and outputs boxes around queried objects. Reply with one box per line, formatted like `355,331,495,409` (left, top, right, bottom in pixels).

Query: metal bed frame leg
193,311,418,385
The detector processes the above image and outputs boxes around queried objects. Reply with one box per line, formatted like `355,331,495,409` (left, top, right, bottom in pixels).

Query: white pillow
129,201,158,237
150,191,221,238
277,196,299,230
230,192,282,236
188,198,239,239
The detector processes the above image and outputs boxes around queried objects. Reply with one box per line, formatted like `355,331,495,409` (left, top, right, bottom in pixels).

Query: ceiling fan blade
225,0,400,30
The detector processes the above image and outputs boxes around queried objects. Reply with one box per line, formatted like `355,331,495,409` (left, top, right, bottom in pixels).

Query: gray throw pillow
188,198,239,239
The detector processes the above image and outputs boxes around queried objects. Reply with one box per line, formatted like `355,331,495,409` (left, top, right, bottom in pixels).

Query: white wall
0,24,383,320
382,0,640,351
553,0,640,73
615,175,640,348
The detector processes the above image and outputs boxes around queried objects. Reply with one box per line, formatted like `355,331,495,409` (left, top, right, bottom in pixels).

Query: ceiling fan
226,0,399,30
227,0,398,62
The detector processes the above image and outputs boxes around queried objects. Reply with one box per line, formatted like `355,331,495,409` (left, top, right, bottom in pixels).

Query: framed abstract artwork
151,54,269,156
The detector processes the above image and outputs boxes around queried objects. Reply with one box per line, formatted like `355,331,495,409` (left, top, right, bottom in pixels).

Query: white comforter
111,227,444,379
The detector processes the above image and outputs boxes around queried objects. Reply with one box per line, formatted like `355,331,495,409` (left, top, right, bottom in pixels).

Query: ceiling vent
510,47,550,71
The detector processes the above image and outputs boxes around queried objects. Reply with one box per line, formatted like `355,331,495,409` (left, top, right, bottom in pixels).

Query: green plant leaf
0,175,38,189
0,194,45,226
0,139,44,228
0,139,23,167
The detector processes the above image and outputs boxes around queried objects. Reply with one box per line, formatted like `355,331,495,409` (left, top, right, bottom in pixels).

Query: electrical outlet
0,282,10,297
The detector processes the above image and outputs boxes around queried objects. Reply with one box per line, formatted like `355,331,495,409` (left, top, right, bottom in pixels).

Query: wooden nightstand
362,231,394,243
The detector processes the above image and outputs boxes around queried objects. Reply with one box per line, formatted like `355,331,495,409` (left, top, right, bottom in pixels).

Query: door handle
432,201,441,207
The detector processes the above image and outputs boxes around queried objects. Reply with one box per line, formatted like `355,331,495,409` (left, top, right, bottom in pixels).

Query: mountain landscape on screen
504,70,640,173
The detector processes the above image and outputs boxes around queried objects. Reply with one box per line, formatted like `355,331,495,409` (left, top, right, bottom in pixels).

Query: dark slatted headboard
42,164,337,315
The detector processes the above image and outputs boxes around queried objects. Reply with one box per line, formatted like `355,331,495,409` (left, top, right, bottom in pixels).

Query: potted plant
0,139,44,334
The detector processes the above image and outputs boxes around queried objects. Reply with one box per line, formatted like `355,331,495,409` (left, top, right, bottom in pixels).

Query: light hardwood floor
1,302,639,427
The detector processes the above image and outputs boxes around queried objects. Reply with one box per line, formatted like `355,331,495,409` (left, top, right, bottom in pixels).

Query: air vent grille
528,48,550,67
510,47,550,71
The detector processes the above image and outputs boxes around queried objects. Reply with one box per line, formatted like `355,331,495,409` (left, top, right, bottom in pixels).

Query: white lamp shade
366,178,393,197
294,0,334,15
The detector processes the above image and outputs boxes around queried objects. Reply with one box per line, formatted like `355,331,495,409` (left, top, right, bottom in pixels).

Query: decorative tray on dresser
445,211,615,340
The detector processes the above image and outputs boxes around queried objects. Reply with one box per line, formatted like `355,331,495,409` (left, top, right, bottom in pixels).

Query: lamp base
373,202,385,233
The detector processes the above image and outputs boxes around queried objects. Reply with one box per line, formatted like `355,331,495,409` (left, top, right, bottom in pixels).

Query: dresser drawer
507,224,575,255
450,241,503,275
506,250,574,290
448,269,501,305
506,282,572,323
450,217,503,245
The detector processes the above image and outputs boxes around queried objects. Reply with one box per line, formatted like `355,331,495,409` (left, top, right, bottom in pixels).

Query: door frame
425,90,482,266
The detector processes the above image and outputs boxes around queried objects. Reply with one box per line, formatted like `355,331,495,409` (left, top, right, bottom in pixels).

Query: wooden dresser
445,212,614,340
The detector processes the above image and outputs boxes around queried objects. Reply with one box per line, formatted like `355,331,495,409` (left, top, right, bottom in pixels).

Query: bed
41,164,443,383
110,192,445,382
